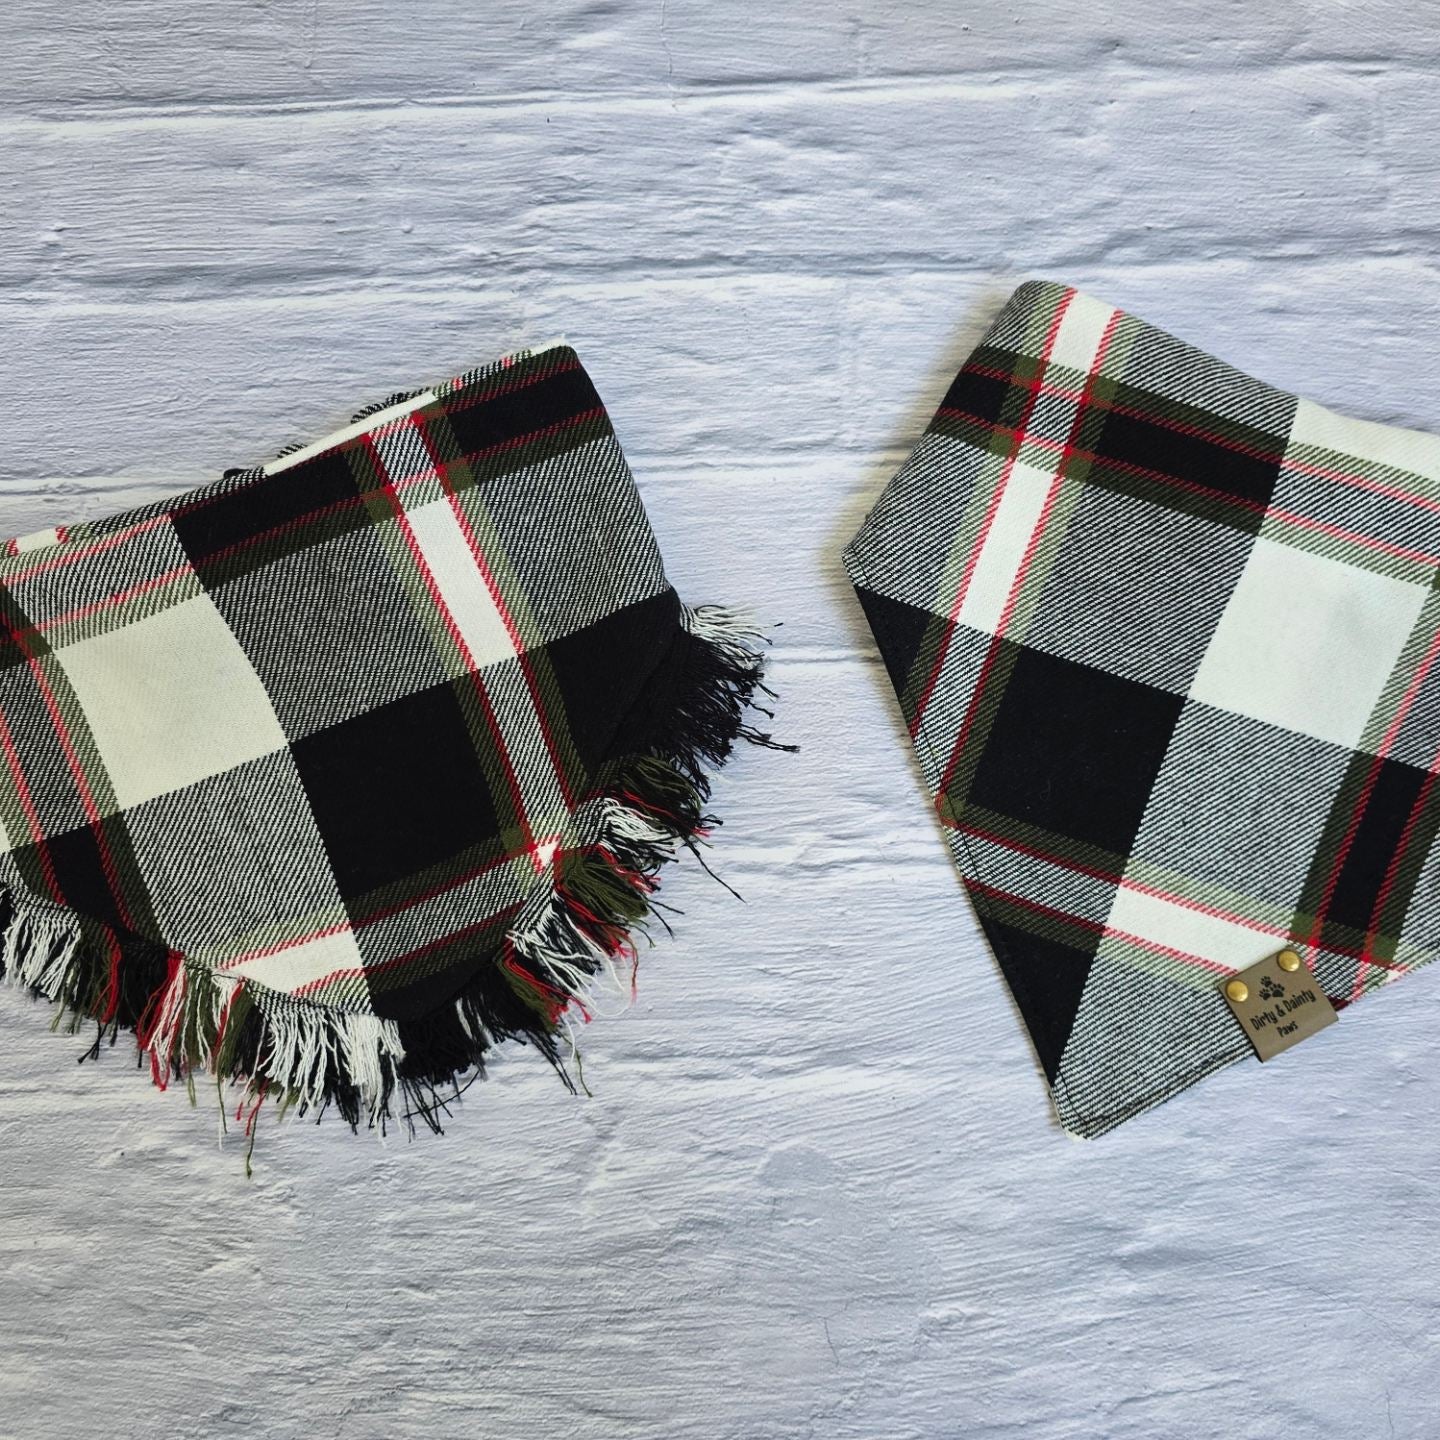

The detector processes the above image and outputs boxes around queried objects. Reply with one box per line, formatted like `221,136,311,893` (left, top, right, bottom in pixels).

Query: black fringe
388,610,797,1134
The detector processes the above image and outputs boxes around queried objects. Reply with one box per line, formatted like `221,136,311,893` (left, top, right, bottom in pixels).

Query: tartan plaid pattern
844,280,1440,1137
0,342,776,1139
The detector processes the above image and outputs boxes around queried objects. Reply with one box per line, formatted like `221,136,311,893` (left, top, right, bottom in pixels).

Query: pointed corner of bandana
0,601,794,1163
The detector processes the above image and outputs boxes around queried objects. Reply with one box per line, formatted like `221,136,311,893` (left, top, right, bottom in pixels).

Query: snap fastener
1277,949,1303,973
1224,978,1249,1003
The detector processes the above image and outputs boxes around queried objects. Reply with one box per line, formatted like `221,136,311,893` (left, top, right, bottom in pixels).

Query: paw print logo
1259,975,1286,1000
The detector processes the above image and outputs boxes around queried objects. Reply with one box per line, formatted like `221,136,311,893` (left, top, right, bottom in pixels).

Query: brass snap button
1224,978,1249,1003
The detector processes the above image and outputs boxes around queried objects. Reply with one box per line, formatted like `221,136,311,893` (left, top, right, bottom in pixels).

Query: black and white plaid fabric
0,341,783,1149
845,279,1440,1137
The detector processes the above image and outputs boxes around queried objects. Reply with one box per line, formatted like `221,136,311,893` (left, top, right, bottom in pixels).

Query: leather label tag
1219,948,1338,1062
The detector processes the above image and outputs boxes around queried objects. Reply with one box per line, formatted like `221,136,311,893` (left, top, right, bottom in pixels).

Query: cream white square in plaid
1103,883,1277,977
1046,290,1119,377
1189,536,1427,750
953,459,1056,636
1287,396,1440,490
55,592,288,809
14,526,62,554
404,495,518,670
224,925,366,1001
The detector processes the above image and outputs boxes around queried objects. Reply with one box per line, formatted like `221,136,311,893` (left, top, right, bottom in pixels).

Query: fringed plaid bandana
0,341,783,1152
845,279,1440,1137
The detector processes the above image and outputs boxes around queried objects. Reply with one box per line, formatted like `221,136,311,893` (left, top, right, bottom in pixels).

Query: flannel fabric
0,341,779,1143
844,279,1440,1137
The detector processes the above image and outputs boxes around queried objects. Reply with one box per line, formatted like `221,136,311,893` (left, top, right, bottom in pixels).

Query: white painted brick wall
3,5,1439,1437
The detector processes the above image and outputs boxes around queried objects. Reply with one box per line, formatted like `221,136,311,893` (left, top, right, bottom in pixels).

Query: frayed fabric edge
0,603,790,1164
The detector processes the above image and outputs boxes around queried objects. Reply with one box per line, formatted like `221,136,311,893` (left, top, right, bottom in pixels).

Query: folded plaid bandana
0,342,782,1145
845,279,1440,1137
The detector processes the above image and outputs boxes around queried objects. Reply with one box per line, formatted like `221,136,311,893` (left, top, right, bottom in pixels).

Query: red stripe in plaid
938,406,1440,569
968,877,1230,976
292,901,527,1000
5,514,173,588
0,618,139,934
936,306,1123,804
39,562,195,634
350,842,553,934
436,349,582,418
411,405,575,814
958,818,1406,972
909,290,1078,735
371,440,546,867
215,840,545,979
1319,613,1440,996
1306,622,1440,983
1365,743,1440,990
0,702,63,903
953,362,1440,517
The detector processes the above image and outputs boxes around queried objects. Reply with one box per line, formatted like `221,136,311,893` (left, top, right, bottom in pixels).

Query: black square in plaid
290,679,506,908
0,341,785,1147
845,279,1440,1137
958,643,1185,860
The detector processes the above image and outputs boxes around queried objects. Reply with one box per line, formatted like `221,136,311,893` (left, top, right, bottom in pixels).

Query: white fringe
683,602,768,664
506,843,640,1029
137,959,404,1128
593,793,682,852
0,900,82,998
249,983,402,1127
507,767,699,1030
0,882,404,1130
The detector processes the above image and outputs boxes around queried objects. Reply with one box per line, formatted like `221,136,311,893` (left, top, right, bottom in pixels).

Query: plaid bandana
845,279,1440,1137
0,341,782,1148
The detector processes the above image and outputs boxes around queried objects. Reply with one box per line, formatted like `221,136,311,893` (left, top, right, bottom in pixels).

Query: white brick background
2,4,1439,1437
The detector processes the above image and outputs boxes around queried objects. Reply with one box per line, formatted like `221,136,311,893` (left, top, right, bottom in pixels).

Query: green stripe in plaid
845,279,1440,1138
